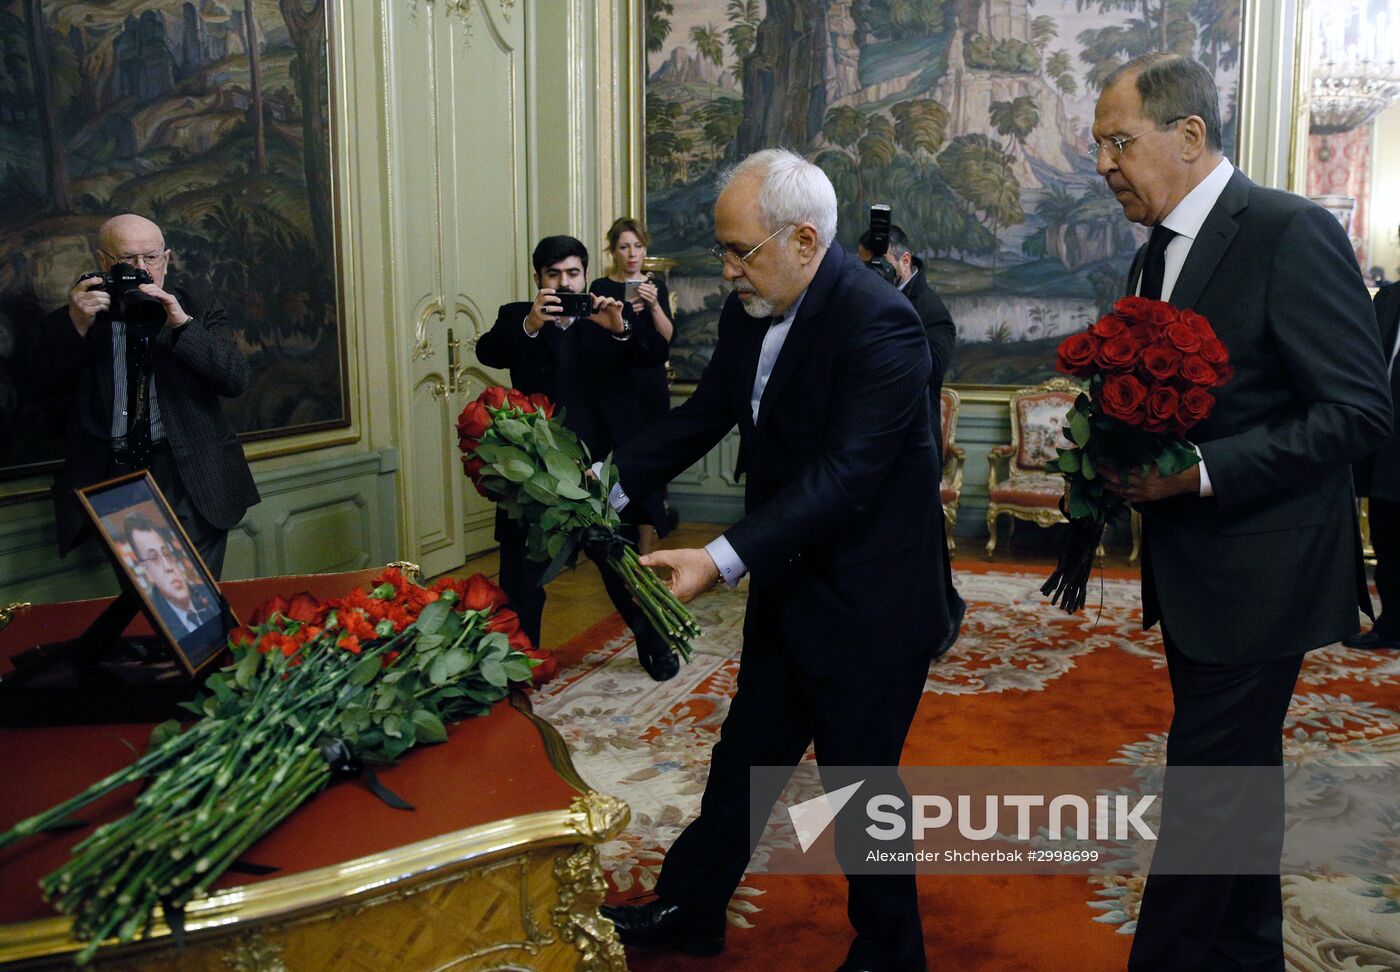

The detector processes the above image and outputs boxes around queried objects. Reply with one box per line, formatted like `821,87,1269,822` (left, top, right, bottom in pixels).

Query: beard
731,278,778,318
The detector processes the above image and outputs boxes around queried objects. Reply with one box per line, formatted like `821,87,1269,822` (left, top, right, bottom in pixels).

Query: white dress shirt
1136,155,1235,497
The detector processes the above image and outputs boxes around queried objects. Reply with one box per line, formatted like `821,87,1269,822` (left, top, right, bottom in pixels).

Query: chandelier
1310,0,1400,135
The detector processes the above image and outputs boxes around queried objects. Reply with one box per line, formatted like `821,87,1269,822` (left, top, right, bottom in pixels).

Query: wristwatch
616,318,633,339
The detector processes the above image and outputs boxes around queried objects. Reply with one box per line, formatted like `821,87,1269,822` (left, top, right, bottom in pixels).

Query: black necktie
124,331,153,468
1139,225,1178,301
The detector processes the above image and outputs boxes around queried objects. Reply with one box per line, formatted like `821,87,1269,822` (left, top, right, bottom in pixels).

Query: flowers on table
456,386,700,660
0,568,551,964
1042,296,1233,613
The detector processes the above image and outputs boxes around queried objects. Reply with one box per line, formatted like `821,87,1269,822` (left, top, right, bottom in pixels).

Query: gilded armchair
985,377,1092,558
939,388,966,553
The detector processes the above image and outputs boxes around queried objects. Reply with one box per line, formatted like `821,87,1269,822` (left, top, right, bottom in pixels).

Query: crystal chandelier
1310,0,1400,135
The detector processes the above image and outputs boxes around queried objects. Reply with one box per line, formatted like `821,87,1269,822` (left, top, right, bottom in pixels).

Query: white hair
718,148,838,250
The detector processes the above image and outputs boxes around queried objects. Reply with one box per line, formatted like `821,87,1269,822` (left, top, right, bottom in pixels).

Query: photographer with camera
475,235,679,680
858,217,965,657
32,213,258,578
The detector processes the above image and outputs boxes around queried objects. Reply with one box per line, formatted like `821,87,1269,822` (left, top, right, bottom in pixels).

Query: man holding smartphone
475,235,680,679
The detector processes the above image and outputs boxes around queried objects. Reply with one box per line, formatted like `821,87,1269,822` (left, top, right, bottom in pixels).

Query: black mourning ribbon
539,522,632,586
124,331,154,469
319,738,415,811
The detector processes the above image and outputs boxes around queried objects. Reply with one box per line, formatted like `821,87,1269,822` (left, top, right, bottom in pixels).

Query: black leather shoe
599,900,725,954
1342,629,1400,650
933,592,966,661
634,626,680,681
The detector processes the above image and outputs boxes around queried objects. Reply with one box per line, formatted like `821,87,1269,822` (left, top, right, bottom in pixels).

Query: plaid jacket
35,287,260,553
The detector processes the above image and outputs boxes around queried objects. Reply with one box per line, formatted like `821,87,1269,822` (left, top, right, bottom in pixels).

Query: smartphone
552,291,593,318
624,279,646,303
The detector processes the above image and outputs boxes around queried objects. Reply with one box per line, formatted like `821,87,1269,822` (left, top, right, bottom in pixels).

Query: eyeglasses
709,224,792,268
1088,117,1186,163
101,250,168,269
139,546,179,567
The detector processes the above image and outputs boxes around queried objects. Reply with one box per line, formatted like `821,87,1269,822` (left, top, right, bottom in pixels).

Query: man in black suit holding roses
599,149,948,972
1091,54,1391,970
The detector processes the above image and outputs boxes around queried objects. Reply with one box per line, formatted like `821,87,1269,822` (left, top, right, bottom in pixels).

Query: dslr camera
78,263,166,334
863,204,899,286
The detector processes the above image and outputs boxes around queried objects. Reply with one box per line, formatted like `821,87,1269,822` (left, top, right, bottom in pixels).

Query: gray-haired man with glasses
33,213,258,577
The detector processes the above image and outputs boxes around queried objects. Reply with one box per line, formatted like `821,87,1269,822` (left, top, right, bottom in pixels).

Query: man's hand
138,283,191,328
588,295,628,335
68,276,110,337
1100,463,1200,504
525,289,564,334
639,547,720,603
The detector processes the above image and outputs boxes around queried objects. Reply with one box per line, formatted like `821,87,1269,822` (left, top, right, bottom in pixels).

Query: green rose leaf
411,709,448,743
554,479,589,500
1068,412,1091,447
349,654,382,687
480,657,509,687
428,655,451,686
496,418,531,445
1080,453,1096,481
414,599,451,636
234,647,261,689
503,657,534,682
1057,451,1081,473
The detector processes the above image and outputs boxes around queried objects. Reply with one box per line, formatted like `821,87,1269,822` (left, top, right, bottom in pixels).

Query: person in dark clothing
591,217,675,554
475,235,679,680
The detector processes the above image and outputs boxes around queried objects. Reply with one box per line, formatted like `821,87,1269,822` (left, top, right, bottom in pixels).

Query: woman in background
590,217,673,553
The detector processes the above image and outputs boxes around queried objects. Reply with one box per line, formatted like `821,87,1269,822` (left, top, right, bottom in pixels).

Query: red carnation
1100,374,1149,426
1163,321,1203,354
528,393,556,418
457,401,491,439
1141,346,1182,380
1178,386,1215,426
1090,315,1127,339
1056,332,1099,377
479,386,508,409
230,626,257,648
1114,296,1153,323
1095,334,1141,371
1180,355,1219,387
1144,384,1180,432
337,634,362,654
462,573,510,613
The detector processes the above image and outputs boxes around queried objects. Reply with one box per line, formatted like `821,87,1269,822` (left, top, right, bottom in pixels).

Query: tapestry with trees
644,0,1242,386
0,0,342,477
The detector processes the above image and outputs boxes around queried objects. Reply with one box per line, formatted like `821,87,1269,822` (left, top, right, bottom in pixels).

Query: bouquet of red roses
457,386,700,659
1042,296,1234,613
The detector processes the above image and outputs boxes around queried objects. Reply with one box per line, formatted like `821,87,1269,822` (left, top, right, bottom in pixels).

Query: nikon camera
78,263,166,335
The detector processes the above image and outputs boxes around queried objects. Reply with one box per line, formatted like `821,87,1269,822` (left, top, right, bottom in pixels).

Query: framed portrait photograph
76,472,234,677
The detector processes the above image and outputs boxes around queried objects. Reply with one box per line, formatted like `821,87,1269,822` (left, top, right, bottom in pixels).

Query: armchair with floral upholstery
938,388,966,553
985,377,1097,558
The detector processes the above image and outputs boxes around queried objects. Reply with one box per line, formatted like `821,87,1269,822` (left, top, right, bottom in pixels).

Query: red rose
479,386,508,409
462,573,510,613
487,607,522,636
1055,332,1100,377
285,592,324,624
1178,309,1213,337
456,401,491,439
528,393,556,418
1095,334,1141,371
457,435,479,455
1114,296,1153,323
1127,323,1156,346
1089,315,1127,339
1198,336,1228,366
1180,355,1218,386
1145,302,1177,328
1178,386,1215,426
1140,346,1181,380
1099,374,1149,426
1163,321,1203,354
507,627,534,653
1212,362,1236,386
1144,384,1180,433
505,388,530,411
250,594,289,626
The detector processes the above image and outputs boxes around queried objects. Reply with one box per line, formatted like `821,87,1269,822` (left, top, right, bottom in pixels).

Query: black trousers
655,598,931,971
1128,633,1304,972
1370,497,1399,637
495,520,651,651
109,443,228,579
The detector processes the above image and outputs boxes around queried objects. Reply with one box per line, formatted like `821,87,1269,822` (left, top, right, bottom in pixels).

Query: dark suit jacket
902,261,955,403
613,244,949,677
1354,283,1400,502
1127,169,1391,662
33,288,260,554
475,300,671,535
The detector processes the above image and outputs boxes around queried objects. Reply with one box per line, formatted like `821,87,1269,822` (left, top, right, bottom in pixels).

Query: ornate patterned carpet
530,561,1400,971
